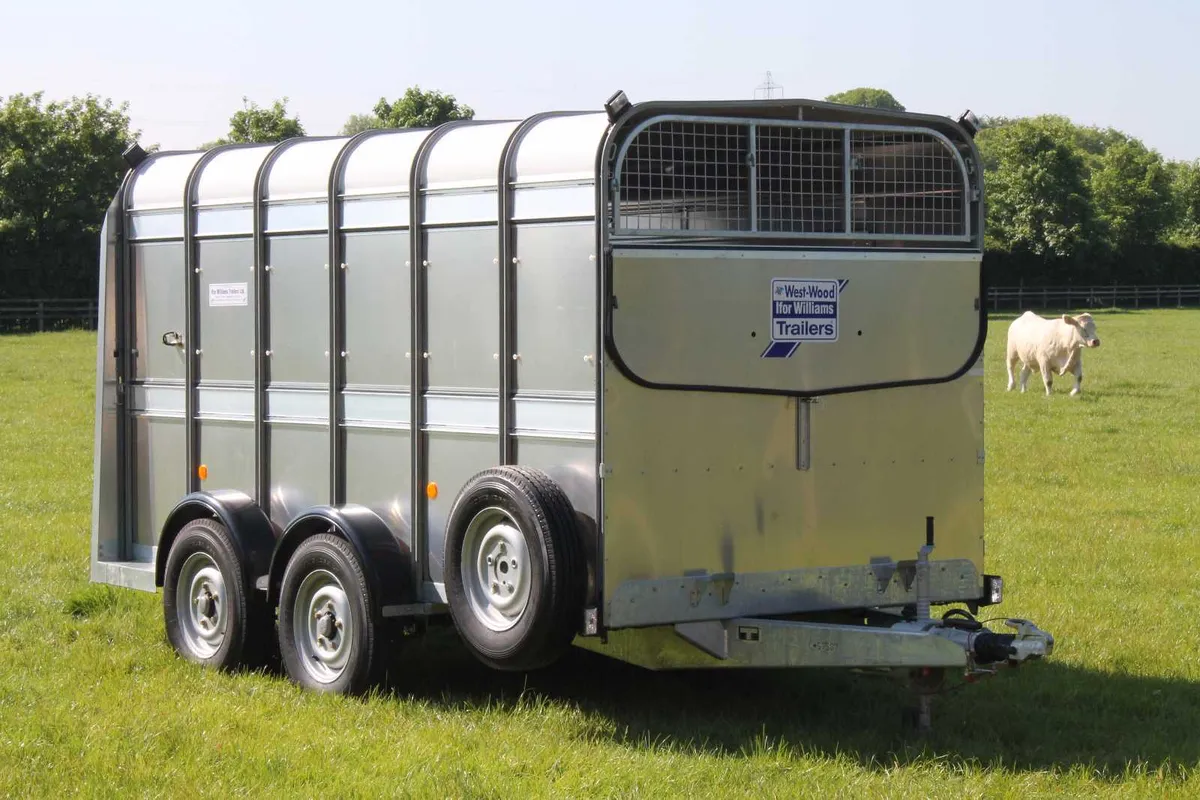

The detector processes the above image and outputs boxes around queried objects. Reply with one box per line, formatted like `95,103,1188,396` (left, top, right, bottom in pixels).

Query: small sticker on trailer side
762,278,849,358
209,282,248,307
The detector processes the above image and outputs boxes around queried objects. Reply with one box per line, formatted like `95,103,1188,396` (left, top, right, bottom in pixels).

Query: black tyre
163,517,267,670
278,533,382,694
444,466,586,672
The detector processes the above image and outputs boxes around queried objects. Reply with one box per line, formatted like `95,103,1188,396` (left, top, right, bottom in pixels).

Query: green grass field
1,311,1197,798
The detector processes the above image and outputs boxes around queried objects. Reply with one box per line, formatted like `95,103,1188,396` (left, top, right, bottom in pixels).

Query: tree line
2,85,1198,300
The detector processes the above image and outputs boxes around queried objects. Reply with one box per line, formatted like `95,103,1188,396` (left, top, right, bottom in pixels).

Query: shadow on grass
367,627,1198,778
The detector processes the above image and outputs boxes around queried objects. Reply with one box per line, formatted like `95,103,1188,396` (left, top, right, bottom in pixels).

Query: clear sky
4,0,1197,161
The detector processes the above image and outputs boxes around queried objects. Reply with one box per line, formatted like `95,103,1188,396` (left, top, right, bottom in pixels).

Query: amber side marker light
198,464,209,481
426,482,438,500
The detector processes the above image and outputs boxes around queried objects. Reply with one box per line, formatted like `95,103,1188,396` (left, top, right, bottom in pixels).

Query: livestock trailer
89,91,1053,727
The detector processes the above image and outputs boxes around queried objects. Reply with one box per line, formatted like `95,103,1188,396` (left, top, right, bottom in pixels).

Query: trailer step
90,560,156,593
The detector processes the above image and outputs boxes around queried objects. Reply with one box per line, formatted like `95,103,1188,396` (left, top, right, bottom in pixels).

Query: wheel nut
335,620,343,630
492,582,500,595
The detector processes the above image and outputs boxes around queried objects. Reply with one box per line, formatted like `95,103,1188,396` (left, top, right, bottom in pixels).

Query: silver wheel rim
292,568,354,685
461,507,531,632
176,551,228,659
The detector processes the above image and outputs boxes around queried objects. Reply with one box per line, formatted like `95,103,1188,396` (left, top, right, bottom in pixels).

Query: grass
0,310,1198,797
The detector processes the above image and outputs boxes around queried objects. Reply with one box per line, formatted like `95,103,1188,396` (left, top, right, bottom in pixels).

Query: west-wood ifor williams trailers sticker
761,278,849,358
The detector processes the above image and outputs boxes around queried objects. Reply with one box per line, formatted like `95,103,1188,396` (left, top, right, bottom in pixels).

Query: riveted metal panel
599,366,985,624
92,201,123,568
513,223,596,393
130,242,187,383
609,249,982,396
198,419,255,497
197,238,255,383
266,235,329,385
345,427,412,548
132,415,185,549
424,432,497,585
343,231,410,388
268,423,330,527
511,438,596,520
424,227,499,391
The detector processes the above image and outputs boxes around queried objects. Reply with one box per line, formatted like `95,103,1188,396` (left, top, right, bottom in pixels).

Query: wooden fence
986,284,1200,311
0,299,99,333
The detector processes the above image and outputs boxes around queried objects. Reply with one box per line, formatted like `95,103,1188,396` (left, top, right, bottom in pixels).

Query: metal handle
161,331,183,347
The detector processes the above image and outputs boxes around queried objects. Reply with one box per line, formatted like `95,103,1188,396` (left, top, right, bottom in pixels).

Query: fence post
1180,286,1184,309
38,300,45,333
1134,285,1139,308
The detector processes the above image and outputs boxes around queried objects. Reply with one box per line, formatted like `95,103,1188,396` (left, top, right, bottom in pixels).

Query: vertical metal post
117,170,136,558
916,516,934,622
844,128,854,235
38,300,45,332
796,398,811,471
409,120,483,595
252,142,294,509
327,153,344,506
182,150,220,496
747,124,758,233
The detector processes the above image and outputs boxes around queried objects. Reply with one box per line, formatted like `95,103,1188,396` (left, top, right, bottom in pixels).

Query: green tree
1166,159,1200,245
372,86,474,129
0,92,137,297
824,87,905,112
1088,138,1173,249
975,117,1093,257
340,113,385,136
203,97,304,148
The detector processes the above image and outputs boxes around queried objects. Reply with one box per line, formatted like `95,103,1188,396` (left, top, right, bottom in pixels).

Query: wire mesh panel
612,116,971,241
615,120,750,233
756,125,844,234
849,131,964,237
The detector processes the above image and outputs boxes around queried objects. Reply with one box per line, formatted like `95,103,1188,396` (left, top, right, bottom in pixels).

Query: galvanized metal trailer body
91,94,1053,715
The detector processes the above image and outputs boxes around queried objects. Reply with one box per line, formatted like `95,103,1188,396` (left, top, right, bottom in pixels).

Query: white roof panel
341,129,432,196
128,152,204,210
512,113,609,185
423,122,520,191
195,145,274,206
265,138,350,201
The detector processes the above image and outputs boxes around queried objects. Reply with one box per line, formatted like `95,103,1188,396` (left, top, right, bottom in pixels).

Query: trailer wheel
277,533,381,694
162,517,265,670
444,466,585,672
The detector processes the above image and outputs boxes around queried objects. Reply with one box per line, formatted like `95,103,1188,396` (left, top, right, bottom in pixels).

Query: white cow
1005,311,1101,396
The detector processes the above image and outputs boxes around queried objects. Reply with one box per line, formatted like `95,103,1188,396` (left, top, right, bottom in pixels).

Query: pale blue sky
4,0,1197,161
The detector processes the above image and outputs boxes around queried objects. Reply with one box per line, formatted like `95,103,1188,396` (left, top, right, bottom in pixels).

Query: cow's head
1063,313,1100,348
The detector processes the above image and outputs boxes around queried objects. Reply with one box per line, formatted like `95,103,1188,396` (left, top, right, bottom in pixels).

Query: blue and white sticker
761,278,849,359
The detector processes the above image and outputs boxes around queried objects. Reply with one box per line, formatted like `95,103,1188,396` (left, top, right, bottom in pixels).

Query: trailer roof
122,111,613,212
